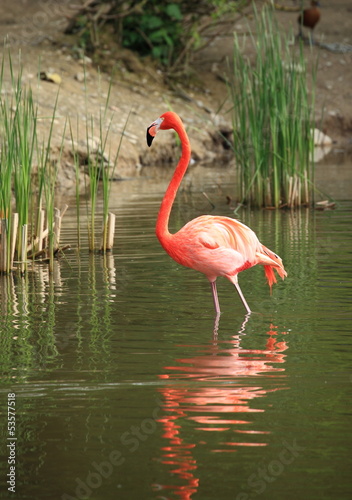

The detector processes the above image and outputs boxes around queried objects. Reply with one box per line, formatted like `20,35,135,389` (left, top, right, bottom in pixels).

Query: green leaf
152,46,163,59
165,4,182,21
150,28,173,47
142,15,163,30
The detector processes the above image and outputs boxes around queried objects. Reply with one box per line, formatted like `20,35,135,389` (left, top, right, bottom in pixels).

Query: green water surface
0,181,351,500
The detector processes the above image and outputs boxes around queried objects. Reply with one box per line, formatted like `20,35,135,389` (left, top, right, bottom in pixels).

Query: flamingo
147,111,287,315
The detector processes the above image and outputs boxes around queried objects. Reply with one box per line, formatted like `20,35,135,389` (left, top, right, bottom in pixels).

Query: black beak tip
146,132,154,147
146,126,154,147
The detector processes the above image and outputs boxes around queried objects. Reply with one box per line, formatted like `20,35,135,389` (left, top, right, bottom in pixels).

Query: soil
0,1,351,190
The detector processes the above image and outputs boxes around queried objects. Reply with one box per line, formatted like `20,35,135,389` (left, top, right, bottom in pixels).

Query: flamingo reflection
152,320,288,499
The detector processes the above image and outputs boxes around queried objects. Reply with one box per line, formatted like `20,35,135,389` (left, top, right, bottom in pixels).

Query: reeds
0,54,36,273
227,6,317,208
0,52,126,273
0,53,68,273
82,71,126,253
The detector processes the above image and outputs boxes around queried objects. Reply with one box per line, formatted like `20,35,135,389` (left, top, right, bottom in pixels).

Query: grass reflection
0,271,59,381
0,253,119,381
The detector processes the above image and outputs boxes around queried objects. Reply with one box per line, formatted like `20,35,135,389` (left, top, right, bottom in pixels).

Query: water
0,171,351,500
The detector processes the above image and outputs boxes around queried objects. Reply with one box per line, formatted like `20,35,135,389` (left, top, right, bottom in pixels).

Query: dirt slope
0,1,351,188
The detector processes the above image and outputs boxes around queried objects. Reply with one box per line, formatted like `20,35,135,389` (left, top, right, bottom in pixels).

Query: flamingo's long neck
156,123,191,246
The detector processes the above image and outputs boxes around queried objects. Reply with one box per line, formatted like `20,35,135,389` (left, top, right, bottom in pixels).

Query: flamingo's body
147,112,287,314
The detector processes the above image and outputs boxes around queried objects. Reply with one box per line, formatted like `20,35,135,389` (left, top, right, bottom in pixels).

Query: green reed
83,71,125,252
101,108,128,252
37,89,64,272
0,58,13,247
68,118,82,248
81,66,100,252
227,6,317,208
0,52,62,273
0,54,38,271
100,78,114,253
0,52,125,271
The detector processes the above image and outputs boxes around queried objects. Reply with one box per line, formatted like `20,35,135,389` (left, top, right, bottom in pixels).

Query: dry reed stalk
100,216,107,252
21,224,28,274
53,208,61,252
100,212,116,252
37,209,45,252
106,212,116,251
304,171,309,204
0,219,7,273
10,213,19,270
291,175,302,207
292,176,298,207
288,176,293,207
298,177,302,206
55,204,68,252
27,205,68,256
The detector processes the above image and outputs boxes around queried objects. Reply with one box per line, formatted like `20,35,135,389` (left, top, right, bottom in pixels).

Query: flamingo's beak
146,117,163,147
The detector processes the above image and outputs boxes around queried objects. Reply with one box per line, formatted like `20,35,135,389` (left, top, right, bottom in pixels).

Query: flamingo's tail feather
264,265,277,292
257,245,287,292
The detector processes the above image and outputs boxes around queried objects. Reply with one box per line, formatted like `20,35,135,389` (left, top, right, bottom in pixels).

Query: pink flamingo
147,112,287,315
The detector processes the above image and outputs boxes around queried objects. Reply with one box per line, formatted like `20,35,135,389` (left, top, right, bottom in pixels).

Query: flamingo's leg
210,281,220,314
234,281,252,314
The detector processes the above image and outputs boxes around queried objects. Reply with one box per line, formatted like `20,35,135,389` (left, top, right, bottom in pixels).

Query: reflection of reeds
0,251,117,379
227,6,317,208
0,269,59,379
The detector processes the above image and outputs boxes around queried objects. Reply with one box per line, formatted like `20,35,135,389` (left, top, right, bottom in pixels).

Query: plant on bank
81,70,125,253
0,57,38,273
227,5,317,208
0,54,66,273
66,0,251,76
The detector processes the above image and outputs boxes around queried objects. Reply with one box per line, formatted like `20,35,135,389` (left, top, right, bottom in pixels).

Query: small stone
79,56,92,65
74,72,88,82
312,128,332,146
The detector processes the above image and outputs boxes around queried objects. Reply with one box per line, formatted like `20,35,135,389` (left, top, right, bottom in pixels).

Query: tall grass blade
227,5,317,208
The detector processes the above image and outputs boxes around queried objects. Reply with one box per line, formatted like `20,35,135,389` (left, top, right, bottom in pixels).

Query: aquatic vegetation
227,6,317,208
0,55,38,273
0,54,124,273
81,71,125,253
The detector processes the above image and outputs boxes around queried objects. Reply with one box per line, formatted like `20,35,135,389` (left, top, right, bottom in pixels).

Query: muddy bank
0,1,351,192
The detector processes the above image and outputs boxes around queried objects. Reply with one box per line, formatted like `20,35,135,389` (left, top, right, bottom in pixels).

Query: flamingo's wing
170,216,258,279
195,216,261,260
197,232,220,250
174,215,286,288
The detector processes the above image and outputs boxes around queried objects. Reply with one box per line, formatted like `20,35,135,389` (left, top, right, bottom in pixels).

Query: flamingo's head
146,112,183,147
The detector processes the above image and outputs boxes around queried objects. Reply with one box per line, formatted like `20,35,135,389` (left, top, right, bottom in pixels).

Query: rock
78,55,93,65
74,72,89,82
40,72,62,84
312,128,333,146
315,200,336,210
